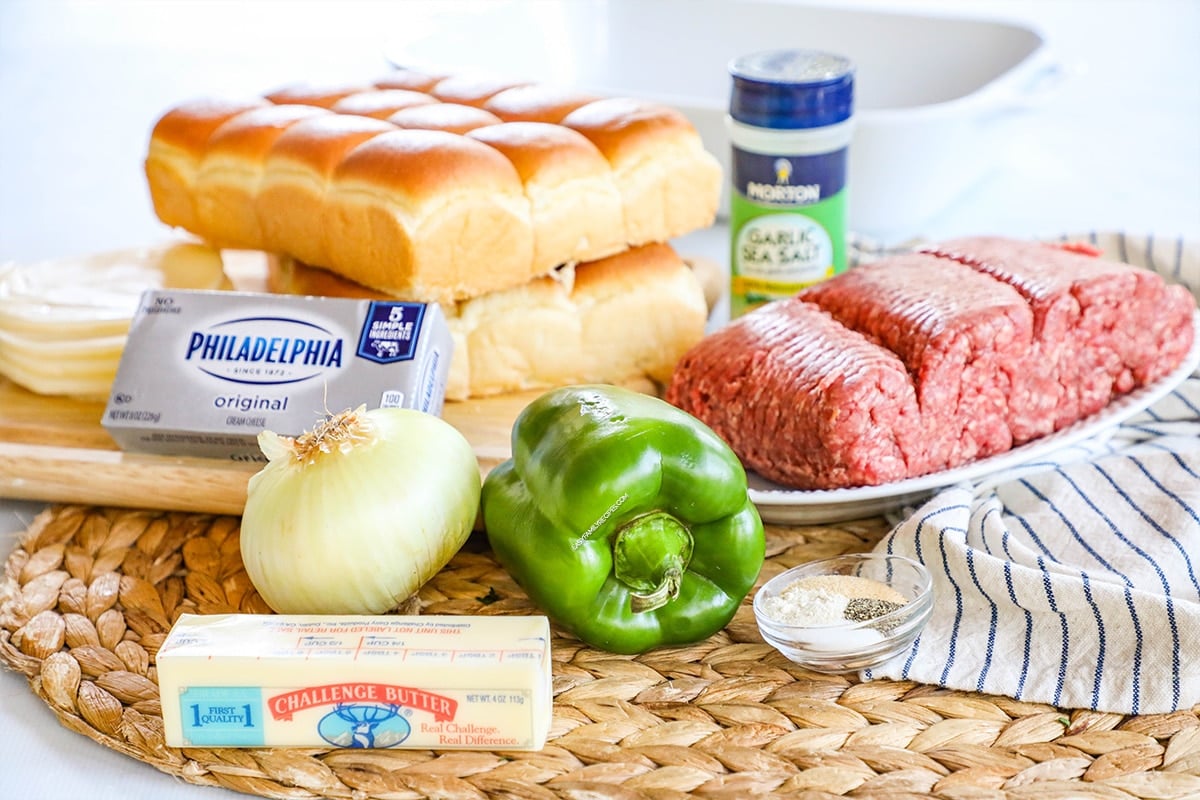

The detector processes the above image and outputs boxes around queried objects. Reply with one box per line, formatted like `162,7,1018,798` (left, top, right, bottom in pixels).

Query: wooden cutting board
0,376,549,516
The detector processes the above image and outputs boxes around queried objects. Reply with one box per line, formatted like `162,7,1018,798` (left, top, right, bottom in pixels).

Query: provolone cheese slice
0,242,229,337
0,328,127,359
0,351,116,399
0,242,229,397
0,336,125,374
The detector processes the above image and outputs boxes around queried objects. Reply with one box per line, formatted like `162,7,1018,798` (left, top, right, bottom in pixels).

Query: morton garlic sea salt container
728,49,855,317
156,614,552,750
102,289,452,460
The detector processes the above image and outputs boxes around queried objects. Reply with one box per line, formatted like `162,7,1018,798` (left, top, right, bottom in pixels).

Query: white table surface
1,0,1197,797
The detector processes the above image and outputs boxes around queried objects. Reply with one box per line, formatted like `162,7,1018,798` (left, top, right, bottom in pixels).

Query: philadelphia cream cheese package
103,289,452,460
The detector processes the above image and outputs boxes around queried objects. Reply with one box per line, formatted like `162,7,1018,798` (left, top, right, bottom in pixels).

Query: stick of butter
156,614,552,750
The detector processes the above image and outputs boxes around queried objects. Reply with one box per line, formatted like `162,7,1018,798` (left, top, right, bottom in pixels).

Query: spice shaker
727,49,855,317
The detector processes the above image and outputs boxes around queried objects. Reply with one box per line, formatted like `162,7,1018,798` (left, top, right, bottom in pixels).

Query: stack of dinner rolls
144,68,722,398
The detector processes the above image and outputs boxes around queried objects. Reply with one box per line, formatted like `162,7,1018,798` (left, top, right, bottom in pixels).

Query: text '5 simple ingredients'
482,384,765,655
239,406,481,615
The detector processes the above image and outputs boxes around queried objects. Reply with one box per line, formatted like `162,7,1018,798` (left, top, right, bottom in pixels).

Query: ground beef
665,298,925,489
928,236,1197,434
666,236,1196,491
799,253,1033,470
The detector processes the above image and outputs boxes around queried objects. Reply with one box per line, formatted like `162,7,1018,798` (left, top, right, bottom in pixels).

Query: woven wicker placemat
2,505,1198,799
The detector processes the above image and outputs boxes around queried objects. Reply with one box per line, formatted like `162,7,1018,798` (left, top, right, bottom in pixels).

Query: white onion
239,406,481,614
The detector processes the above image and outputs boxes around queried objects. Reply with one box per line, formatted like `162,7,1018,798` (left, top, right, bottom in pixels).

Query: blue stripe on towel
1057,467,1154,710
1133,453,1200,507
900,629,925,679
1065,466,1169,704
1168,451,1200,480
1073,465,1170,586
1038,555,1070,706
965,546,998,692
937,518,968,686
1175,388,1200,417
1122,586,1145,714
1000,537,1033,700
1107,459,1199,594
898,505,963,681
1025,474,1131,581
1010,502,1061,563
1080,574,1108,710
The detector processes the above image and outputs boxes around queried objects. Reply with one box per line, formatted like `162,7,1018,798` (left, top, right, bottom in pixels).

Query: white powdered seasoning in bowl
753,554,933,672
759,575,907,625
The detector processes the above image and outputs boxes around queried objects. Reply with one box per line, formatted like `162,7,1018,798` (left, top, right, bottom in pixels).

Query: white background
1,1,1198,797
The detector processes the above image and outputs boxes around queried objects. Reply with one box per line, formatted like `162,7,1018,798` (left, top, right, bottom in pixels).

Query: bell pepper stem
629,566,683,613
612,512,694,614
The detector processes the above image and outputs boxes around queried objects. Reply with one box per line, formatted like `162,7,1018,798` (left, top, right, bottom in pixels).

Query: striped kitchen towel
865,232,1200,715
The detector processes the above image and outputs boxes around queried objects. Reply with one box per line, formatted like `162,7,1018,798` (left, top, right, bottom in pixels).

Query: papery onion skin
239,407,482,615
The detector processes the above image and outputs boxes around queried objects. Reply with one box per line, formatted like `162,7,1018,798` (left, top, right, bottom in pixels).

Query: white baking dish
386,0,1064,238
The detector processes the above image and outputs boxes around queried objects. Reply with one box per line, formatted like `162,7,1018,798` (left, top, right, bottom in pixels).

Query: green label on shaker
729,146,848,318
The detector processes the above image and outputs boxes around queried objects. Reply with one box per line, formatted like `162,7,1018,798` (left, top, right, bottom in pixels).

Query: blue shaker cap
730,49,855,129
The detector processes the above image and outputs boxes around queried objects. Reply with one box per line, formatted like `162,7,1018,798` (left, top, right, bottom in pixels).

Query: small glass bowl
752,553,933,673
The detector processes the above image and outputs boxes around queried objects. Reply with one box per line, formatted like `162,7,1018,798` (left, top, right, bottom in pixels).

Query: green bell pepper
481,384,765,654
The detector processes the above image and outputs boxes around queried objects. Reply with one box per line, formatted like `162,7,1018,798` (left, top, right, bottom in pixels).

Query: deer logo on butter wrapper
320,704,411,748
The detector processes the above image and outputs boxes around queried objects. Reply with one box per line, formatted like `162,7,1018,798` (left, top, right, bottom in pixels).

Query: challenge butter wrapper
157,614,553,750
102,289,452,461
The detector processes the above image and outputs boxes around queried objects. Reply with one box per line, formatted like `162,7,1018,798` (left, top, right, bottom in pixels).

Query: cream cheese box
102,289,452,461
156,614,553,750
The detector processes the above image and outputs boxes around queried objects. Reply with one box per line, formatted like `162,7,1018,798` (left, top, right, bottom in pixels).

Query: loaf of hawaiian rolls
265,242,709,401
145,72,723,301
467,122,627,270
323,129,535,303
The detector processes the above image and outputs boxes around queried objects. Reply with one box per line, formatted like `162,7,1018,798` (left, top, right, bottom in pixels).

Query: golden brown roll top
372,68,448,92
561,98,723,244
192,103,331,247
329,89,440,119
144,73,723,302
262,81,372,108
467,122,626,271
427,73,532,107
257,114,398,268
385,103,504,134
144,97,268,231
324,129,534,302
483,84,600,123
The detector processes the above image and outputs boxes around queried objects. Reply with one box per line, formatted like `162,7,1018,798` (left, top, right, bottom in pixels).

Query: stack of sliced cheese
143,68,723,400
0,243,229,398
